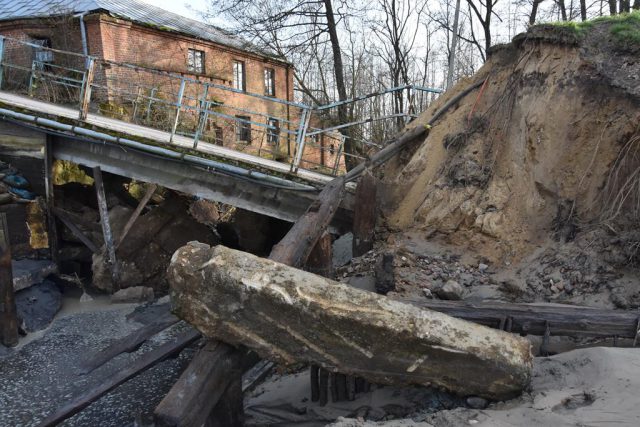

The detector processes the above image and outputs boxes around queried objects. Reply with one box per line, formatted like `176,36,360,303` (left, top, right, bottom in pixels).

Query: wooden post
92,166,119,288
0,35,5,90
53,208,98,253
0,213,18,347
305,231,332,278
44,134,58,263
206,374,243,427
115,183,157,249
352,169,377,257
155,340,243,427
78,57,95,120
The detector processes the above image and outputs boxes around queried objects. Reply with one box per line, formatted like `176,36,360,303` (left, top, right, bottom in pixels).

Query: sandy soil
255,347,640,427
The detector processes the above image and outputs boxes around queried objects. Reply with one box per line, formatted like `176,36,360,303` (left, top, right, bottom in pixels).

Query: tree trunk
169,244,533,401
529,0,542,25
558,0,568,20
580,0,588,20
447,0,462,89
609,0,617,14
323,0,358,171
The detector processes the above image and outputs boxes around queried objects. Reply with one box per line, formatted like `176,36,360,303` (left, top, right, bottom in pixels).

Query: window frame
187,48,205,74
267,117,280,146
233,60,246,91
235,115,251,142
264,67,275,97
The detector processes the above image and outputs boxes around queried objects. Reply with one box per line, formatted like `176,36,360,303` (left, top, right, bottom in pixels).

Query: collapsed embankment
381,18,640,266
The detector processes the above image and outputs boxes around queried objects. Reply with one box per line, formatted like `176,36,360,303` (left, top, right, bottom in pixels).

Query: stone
15,280,62,332
436,280,464,301
374,252,395,295
478,263,489,272
466,396,488,409
332,233,353,268
169,243,533,400
111,286,155,304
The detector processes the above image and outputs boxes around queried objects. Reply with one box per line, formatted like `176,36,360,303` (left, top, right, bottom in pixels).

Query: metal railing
0,35,442,177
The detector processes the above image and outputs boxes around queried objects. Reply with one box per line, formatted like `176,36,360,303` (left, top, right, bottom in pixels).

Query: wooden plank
36,329,200,427
116,183,157,249
78,311,179,375
53,208,98,253
0,212,18,347
154,340,242,427
352,169,377,257
92,166,119,287
398,297,640,339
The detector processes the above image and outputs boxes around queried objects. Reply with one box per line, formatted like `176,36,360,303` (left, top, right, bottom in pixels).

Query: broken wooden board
169,243,533,400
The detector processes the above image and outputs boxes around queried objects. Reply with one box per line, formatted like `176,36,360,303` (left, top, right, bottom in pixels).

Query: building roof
0,0,286,62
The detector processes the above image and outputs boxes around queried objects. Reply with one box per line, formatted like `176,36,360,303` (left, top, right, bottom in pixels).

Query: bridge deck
0,91,333,185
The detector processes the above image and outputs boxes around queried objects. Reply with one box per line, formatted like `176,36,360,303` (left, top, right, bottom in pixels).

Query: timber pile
169,243,533,400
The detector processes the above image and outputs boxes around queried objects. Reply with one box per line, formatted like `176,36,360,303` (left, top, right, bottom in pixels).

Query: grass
546,10,640,45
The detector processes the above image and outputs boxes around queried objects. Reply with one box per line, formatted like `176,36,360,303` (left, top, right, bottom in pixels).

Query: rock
466,396,488,409
347,275,377,293
436,280,464,301
111,286,155,304
169,243,533,400
15,280,62,332
478,263,489,272
333,233,354,268
375,253,395,295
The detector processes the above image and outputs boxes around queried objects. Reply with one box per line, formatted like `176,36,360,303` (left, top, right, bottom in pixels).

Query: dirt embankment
381,21,640,267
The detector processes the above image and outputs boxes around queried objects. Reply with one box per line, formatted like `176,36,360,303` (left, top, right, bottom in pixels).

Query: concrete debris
169,243,533,400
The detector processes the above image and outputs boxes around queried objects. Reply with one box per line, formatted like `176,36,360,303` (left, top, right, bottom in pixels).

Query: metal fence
0,35,441,177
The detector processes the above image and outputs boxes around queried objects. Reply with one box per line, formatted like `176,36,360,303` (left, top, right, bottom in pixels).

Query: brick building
0,0,344,171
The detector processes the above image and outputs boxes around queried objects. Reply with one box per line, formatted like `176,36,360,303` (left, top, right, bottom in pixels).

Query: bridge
0,35,440,229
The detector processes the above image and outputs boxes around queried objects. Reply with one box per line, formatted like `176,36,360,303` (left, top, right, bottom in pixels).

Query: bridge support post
0,212,18,347
170,78,186,143
79,57,95,120
92,166,119,289
331,134,346,176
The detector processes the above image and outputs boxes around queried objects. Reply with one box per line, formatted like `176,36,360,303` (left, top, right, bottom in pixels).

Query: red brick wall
0,14,343,170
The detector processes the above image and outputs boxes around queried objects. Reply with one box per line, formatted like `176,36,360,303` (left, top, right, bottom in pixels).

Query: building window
233,61,245,91
264,68,275,96
236,116,251,142
187,49,205,74
32,38,53,64
214,125,224,146
267,118,280,145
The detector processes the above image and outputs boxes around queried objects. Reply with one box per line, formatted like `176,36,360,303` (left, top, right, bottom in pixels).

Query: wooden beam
352,169,377,257
116,183,157,249
78,310,179,375
269,176,345,267
398,297,640,339
0,212,18,347
206,374,243,427
36,329,200,427
154,340,242,427
305,231,332,277
92,166,119,287
53,208,99,253
44,135,59,263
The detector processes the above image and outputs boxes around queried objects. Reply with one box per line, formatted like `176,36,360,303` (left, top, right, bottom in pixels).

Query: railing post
28,60,36,97
170,78,186,143
193,84,210,149
0,36,5,90
145,87,157,124
332,134,346,176
291,108,311,173
78,56,95,120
